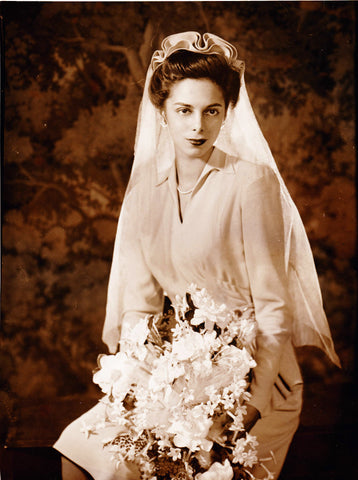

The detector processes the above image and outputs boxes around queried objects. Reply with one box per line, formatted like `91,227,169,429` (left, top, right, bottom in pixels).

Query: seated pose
54,32,340,480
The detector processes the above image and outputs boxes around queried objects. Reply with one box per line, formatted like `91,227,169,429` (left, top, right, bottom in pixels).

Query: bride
54,31,340,480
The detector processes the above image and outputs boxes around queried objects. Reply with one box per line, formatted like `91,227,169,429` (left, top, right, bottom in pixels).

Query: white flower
80,421,96,439
157,436,172,451
172,293,190,319
93,352,149,400
127,316,150,345
195,459,234,480
227,409,245,434
232,433,259,468
171,329,217,361
238,315,257,345
168,447,182,460
188,286,232,329
192,357,213,376
167,408,213,452
135,385,181,431
120,316,150,360
92,353,127,395
217,345,256,377
149,352,185,390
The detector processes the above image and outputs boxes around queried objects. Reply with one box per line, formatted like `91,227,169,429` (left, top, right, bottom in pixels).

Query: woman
54,32,340,480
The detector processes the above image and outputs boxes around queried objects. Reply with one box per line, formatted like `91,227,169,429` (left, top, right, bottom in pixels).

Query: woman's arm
103,187,164,353
241,167,292,417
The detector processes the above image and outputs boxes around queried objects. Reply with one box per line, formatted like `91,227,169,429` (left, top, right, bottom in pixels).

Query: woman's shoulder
225,153,277,186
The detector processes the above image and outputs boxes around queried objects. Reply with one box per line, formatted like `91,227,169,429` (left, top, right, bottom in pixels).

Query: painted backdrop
1,2,356,414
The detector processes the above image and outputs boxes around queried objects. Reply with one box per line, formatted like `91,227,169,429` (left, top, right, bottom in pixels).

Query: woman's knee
61,456,94,480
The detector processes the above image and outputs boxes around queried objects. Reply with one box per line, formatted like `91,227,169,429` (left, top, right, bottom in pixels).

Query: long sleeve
241,167,292,415
102,187,164,353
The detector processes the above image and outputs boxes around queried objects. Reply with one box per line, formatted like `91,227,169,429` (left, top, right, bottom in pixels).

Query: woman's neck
175,148,213,190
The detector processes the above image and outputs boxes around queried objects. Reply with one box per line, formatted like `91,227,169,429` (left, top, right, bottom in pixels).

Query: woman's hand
208,404,260,446
243,404,260,432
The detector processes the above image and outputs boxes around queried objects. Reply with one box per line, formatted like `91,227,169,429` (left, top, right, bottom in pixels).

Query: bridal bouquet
85,285,269,479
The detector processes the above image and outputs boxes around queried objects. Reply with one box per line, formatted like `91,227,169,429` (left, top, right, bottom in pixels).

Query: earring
160,115,167,128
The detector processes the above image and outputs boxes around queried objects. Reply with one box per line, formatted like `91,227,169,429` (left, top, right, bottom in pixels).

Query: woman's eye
206,109,219,116
177,108,190,115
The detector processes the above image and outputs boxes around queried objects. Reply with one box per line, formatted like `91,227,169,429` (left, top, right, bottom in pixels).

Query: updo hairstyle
149,50,241,111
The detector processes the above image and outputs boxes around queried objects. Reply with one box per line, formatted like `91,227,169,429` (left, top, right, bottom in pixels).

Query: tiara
150,31,243,72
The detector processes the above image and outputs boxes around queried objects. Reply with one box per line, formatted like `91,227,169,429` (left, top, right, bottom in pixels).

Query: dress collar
155,147,236,187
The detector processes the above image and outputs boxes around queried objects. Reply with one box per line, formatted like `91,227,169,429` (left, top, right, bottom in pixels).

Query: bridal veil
103,31,340,367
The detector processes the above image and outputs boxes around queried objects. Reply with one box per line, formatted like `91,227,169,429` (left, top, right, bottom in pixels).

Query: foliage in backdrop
1,2,356,408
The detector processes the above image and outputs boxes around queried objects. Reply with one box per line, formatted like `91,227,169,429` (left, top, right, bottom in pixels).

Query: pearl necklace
177,185,194,195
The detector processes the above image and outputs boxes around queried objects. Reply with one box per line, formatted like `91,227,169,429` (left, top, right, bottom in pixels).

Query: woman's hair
149,50,241,110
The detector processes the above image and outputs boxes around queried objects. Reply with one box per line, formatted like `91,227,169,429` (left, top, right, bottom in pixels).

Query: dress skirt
53,384,302,480
54,401,140,480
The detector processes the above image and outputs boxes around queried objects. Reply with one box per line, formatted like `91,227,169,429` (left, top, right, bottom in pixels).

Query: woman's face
163,78,225,163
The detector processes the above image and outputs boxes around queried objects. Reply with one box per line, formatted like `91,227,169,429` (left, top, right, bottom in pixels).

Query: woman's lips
187,138,206,146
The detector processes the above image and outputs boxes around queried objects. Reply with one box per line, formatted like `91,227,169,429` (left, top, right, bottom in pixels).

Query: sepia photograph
1,1,356,479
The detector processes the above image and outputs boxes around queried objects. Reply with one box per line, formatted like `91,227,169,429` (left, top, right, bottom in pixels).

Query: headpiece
103,32,340,367
150,31,242,72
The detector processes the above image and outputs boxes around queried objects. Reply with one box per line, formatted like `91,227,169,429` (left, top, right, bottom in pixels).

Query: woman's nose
192,113,203,132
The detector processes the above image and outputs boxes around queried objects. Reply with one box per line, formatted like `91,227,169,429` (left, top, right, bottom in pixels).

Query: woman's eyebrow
173,102,224,108
205,103,224,108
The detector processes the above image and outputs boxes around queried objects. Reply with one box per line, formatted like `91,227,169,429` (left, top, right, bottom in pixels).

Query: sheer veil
103,32,340,367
